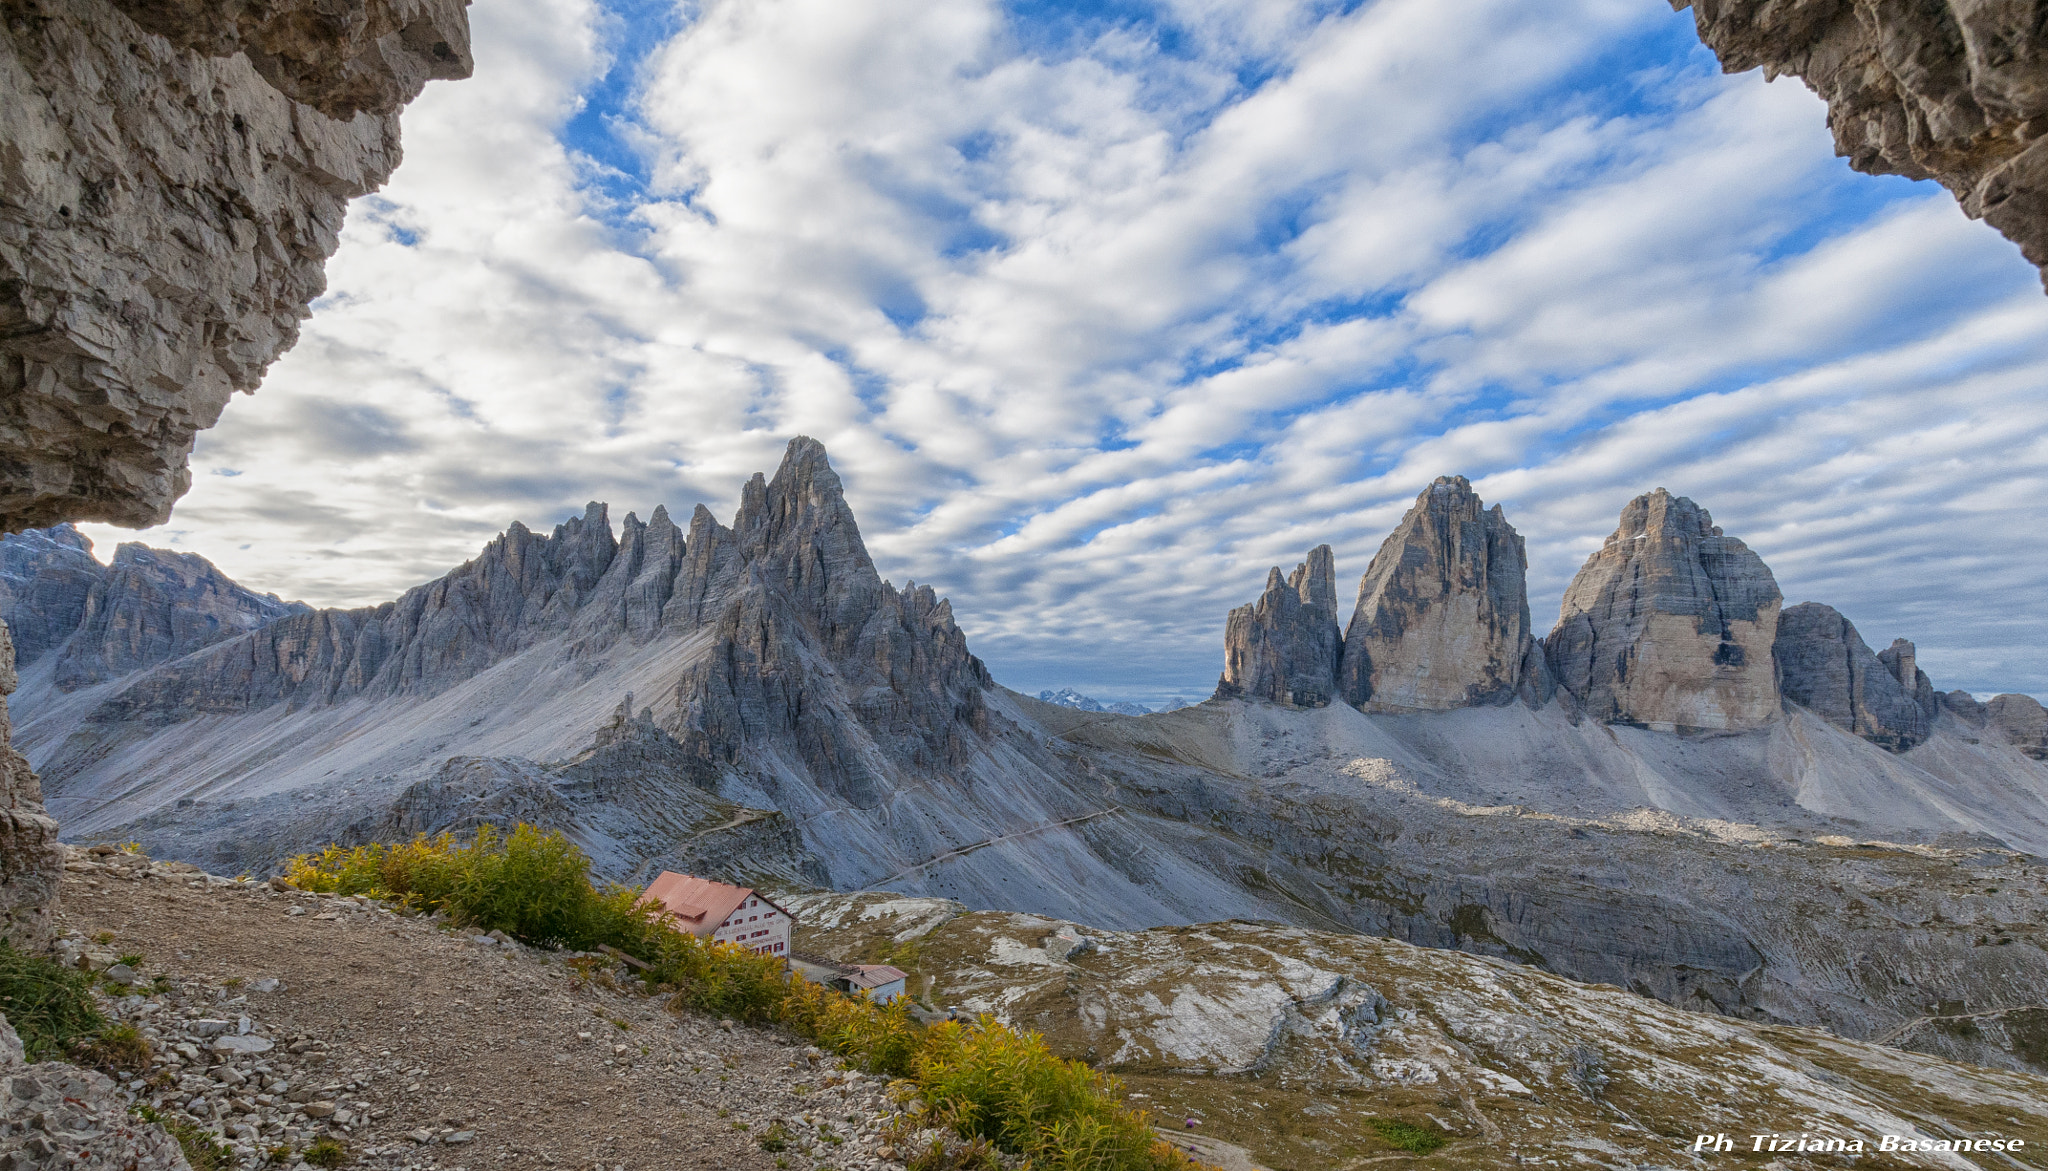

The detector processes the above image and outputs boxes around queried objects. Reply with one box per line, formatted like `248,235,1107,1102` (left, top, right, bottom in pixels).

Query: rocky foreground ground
12,846,926,1171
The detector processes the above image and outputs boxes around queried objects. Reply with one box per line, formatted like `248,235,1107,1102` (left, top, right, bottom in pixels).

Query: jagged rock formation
1216,545,1342,708
1673,0,2048,289
1547,488,1782,731
1,0,473,531
1341,476,1539,711
1988,692,2048,760
0,620,59,945
0,1011,190,1168
0,524,304,687
17,440,1197,923
0,524,103,667
1774,602,1935,751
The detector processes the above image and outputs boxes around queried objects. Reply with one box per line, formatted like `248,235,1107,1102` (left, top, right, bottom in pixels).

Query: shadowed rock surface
0,620,58,945
1546,488,1782,731
1,0,472,531
1216,546,1342,708
1341,476,1537,712
0,524,103,668
1775,601,1935,751
1673,0,2048,289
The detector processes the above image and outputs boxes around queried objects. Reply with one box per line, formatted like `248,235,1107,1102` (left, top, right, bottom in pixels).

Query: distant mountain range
5,439,2048,1076
1033,688,1193,716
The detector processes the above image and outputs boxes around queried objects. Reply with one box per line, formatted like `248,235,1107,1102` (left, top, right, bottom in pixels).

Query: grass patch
0,941,105,1061
1370,1118,1447,1154
73,1021,153,1074
133,1104,234,1170
291,824,1209,1171
304,1136,349,1167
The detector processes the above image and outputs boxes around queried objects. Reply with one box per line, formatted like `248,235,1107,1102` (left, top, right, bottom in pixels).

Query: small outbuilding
641,872,792,957
785,955,911,1004
839,964,909,1005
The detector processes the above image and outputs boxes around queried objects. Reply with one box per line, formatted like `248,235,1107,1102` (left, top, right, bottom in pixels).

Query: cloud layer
78,0,2048,708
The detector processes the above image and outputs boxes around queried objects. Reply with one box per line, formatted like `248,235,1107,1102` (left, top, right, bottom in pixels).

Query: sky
75,0,2048,709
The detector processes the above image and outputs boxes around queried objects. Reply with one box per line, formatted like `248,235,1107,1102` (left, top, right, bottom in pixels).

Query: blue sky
80,0,2048,708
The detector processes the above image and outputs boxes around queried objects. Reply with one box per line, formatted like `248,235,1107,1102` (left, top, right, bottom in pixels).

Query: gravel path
53,846,914,1171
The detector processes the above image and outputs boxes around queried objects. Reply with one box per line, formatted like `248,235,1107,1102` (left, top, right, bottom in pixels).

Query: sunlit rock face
1340,476,1537,712
1216,546,1343,708
0,0,472,531
1673,0,2048,289
1547,489,1783,731
1775,603,1935,752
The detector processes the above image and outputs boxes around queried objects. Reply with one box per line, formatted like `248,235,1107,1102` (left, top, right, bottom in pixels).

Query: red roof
640,872,787,938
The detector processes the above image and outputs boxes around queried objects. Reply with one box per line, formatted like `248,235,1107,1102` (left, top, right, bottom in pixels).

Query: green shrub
1370,1118,1447,1153
0,941,104,1061
291,824,1207,1171
287,825,664,951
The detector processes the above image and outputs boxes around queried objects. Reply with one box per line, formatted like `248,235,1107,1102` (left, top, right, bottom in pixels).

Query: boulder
1216,546,1343,708
1673,0,2048,291
1340,476,1534,711
1547,489,1782,731
1774,604,1933,752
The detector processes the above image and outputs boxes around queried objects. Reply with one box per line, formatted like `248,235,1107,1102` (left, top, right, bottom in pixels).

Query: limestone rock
1673,0,2048,289
52,542,305,687
1987,693,2048,760
0,1012,190,1168
0,524,103,669
1547,489,1782,731
1877,637,1940,717
0,619,60,947
1215,546,1342,708
0,0,472,530
1774,603,1934,752
1340,476,1534,711
91,502,620,718
667,438,995,809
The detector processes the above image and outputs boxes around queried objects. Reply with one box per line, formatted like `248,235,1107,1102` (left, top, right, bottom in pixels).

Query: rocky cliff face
1774,602,1934,751
1,0,472,531
88,502,620,717
0,524,305,686
0,524,104,667
1547,489,1782,731
1216,546,1342,708
0,619,59,945
1673,0,2048,289
665,439,994,809
1341,476,1537,712
1988,692,2048,759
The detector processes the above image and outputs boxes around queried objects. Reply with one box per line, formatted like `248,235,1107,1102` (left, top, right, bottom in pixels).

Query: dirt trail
53,850,908,1170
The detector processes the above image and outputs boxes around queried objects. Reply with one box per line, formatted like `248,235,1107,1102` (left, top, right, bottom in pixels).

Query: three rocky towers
1217,477,2047,754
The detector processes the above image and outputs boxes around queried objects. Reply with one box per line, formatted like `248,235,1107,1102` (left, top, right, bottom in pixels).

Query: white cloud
77,0,2048,709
